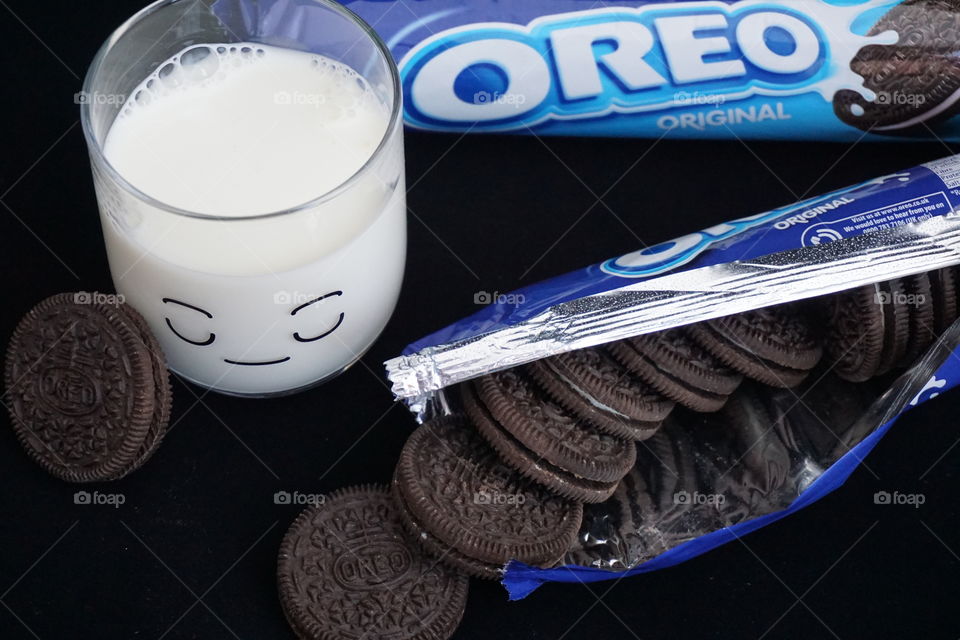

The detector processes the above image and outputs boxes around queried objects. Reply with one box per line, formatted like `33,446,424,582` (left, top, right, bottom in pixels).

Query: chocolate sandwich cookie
633,420,700,517
930,266,959,333
900,272,936,366
278,485,469,640
769,374,878,467
462,382,621,503
5,293,172,482
717,390,791,508
635,420,723,544
114,304,173,475
687,304,822,388
525,347,671,440
874,279,911,375
474,368,637,482
564,487,640,570
612,466,658,554
834,0,960,134
661,398,788,530
609,328,742,412
394,417,583,570
825,279,909,381
391,477,504,580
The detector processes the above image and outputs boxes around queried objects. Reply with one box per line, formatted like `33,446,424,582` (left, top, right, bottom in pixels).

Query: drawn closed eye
162,298,216,346
291,291,344,343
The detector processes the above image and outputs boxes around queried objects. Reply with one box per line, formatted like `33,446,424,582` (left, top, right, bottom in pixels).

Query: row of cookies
383,302,825,580
570,374,881,571
824,267,960,381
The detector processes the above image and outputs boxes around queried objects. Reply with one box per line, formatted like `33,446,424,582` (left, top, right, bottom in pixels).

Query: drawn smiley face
161,291,345,366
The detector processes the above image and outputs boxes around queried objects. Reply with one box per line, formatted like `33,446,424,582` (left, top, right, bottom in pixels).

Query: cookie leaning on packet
4,292,172,482
386,153,960,598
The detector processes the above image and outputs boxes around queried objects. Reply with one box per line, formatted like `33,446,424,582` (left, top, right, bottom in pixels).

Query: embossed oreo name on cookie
277,485,468,640
4,292,172,482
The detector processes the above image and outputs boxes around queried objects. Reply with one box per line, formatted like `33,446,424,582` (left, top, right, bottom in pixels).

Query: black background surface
1,1,958,638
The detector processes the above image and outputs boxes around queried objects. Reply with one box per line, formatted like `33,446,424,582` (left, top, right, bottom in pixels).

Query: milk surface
97,43,405,394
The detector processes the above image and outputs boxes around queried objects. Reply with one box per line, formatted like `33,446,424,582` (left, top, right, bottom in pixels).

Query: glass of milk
80,0,405,396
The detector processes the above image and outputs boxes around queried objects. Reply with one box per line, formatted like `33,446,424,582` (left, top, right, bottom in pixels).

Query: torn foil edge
385,216,960,410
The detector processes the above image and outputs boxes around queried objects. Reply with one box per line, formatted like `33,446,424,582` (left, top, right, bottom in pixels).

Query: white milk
96,43,405,395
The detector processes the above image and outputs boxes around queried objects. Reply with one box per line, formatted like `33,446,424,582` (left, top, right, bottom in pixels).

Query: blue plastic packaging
344,0,960,140
385,153,960,597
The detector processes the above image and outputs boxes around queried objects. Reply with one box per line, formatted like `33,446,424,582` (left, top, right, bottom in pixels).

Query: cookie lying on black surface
277,485,469,640
4,292,172,482
393,417,584,579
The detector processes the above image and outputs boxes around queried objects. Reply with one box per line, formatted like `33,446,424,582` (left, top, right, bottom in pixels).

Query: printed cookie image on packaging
385,153,960,598
337,0,960,139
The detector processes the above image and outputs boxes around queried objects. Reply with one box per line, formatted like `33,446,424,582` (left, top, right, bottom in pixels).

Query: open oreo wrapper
385,152,960,599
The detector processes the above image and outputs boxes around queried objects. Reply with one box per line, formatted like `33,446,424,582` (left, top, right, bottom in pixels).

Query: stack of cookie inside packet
277,266,959,640
389,265,960,576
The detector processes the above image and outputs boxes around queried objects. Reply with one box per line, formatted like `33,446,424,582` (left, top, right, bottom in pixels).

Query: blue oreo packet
343,0,960,140
385,153,960,597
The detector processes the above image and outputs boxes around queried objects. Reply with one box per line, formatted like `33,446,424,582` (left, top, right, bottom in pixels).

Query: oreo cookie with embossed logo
609,328,743,412
526,347,672,440
834,0,960,134
687,304,823,388
277,485,469,640
4,293,172,482
394,418,583,571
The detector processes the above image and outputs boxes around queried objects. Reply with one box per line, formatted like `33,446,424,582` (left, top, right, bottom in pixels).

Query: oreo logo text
400,3,827,131
332,541,412,590
39,367,101,416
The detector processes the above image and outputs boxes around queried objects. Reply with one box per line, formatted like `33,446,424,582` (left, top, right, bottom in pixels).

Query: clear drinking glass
80,0,405,397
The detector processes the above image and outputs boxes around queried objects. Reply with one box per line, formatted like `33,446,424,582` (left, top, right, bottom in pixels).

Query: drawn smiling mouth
223,356,291,366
